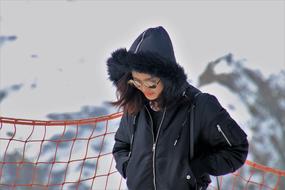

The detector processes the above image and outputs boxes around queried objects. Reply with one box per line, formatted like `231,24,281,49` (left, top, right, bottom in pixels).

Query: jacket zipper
145,106,166,190
216,124,232,147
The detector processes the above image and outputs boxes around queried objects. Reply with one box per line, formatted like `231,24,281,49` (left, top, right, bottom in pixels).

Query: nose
138,85,147,92
138,86,150,95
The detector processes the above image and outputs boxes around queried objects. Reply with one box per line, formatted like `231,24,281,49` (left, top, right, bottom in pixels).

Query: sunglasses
128,78,161,89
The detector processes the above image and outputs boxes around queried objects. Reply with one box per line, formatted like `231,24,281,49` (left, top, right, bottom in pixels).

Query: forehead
131,71,157,81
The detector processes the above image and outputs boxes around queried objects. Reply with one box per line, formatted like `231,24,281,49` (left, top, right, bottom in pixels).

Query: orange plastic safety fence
0,113,284,190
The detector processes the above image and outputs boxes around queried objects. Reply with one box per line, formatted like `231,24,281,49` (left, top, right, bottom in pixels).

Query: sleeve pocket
217,119,247,146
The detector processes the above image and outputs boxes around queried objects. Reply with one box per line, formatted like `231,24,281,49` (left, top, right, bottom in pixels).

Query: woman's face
130,71,164,101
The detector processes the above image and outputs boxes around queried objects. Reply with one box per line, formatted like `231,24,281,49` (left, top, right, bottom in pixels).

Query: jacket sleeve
112,112,132,178
191,94,249,177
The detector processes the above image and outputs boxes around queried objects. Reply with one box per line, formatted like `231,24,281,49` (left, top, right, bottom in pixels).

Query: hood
107,26,188,94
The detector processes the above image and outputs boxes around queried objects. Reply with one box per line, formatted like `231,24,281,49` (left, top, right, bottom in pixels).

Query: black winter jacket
112,84,248,190
107,26,248,190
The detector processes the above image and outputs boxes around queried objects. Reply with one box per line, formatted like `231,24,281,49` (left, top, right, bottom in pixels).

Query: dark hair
111,72,182,115
111,73,144,115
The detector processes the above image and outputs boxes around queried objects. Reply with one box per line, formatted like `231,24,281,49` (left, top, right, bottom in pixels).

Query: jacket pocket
216,118,247,146
173,131,182,147
217,124,232,146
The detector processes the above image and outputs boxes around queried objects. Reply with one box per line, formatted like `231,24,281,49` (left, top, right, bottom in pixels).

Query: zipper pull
174,139,178,146
217,124,232,147
174,129,182,147
217,124,222,132
174,135,180,146
152,143,156,152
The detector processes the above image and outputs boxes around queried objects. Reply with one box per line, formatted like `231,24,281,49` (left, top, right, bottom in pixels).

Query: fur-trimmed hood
107,26,188,96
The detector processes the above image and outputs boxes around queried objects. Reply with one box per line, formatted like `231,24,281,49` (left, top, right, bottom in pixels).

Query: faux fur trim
107,48,187,88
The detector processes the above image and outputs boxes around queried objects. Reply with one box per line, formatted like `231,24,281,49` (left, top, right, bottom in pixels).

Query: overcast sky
0,0,284,119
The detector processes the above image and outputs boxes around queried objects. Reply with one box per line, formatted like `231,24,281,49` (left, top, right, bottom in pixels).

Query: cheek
156,85,164,96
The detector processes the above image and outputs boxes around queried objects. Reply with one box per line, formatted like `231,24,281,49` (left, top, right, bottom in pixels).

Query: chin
145,95,158,100
145,95,158,101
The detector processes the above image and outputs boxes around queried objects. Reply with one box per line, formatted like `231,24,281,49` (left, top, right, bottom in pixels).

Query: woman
107,26,248,190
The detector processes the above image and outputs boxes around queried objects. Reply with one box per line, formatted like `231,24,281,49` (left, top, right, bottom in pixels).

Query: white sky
0,0,284,119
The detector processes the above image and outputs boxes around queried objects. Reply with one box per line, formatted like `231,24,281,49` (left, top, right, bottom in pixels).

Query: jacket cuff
122,160,129,178
115,156,129,179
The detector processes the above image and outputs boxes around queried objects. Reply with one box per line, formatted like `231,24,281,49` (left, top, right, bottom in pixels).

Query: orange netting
0,113,284,190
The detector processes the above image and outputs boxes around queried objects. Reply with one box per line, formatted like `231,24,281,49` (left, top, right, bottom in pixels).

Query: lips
145,92,154,97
